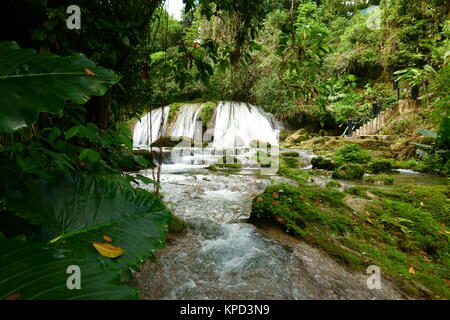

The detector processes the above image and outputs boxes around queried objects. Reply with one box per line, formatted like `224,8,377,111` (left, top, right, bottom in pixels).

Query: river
132,164,410,300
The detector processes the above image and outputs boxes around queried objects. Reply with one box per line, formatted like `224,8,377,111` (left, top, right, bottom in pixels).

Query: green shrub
333,143,371,165
368,159,393,173
311,156,336,170
332,164,365,179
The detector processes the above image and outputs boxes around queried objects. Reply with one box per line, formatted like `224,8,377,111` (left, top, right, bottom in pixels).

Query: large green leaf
0,41,121,133
3,174,171,272
417,128,438,139
0,238,138,300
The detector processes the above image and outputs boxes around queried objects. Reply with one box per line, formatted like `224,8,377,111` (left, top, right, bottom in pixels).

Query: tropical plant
0,174,170,299
0,41,121,133
0,41,169,300
412,118,450,175
393,65,437,87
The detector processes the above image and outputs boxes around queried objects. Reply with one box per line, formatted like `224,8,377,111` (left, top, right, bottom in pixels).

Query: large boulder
311,156,336,170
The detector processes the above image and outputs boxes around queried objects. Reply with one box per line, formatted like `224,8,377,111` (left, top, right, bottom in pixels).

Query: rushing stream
132,164,409,300
130,101,414,300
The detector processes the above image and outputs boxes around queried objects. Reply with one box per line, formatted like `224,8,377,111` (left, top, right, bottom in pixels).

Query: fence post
347,119,353,137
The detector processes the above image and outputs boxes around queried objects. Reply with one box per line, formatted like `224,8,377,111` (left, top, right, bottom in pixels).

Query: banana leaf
0,41,121,133
0,238,138,300
3,174,171,272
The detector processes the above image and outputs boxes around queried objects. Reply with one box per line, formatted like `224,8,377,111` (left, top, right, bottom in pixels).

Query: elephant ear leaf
0,238,139,300
0,41,121,133
3,174,171,272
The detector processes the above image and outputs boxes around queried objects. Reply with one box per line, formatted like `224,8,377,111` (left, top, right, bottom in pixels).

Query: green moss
281,156,299,168
332,164,366,179
167,102,184,125
293,135,309,144
200,101,217,129
368,159,393,173
344,186,372,199
168,214,187,233
279,130,292,141
251,183,450,299
326,180,341,188
278,164,310,185
311,156,336,170
206,165,218,171
364,174,395,185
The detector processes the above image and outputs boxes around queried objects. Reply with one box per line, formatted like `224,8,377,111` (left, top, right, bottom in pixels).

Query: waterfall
132,106,169,149
169,103,203,140
212,101,280,148
132,101,281,150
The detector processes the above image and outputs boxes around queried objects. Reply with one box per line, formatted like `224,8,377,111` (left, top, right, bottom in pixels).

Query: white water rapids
132,165,407,300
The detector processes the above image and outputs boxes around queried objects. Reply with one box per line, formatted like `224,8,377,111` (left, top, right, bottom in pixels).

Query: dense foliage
0,0,448,300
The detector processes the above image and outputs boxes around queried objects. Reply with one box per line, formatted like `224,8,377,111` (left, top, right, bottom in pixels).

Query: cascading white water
212,101,280,148
169,103,203,140
132,106,169,149
132,101,282,151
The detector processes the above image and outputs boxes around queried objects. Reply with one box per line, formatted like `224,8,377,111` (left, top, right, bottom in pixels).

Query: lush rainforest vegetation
0,0,448,300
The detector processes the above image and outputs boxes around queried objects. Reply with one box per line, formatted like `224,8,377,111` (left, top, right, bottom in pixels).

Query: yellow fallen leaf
420,201,424,206
408,267,416,274
84,68,97,76
92,242,124,258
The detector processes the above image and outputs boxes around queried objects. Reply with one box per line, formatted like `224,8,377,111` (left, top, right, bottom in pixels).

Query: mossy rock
311,156,336,171
167,102,184,126
168,214,187,233
200,101,217,130
281,157,299,168
326,180,341,188
332,164,366,179
367,159,393,173
363,174,394,185
282,128,310,146
251,183,450,299
279,130,292,141
151,136,196,148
